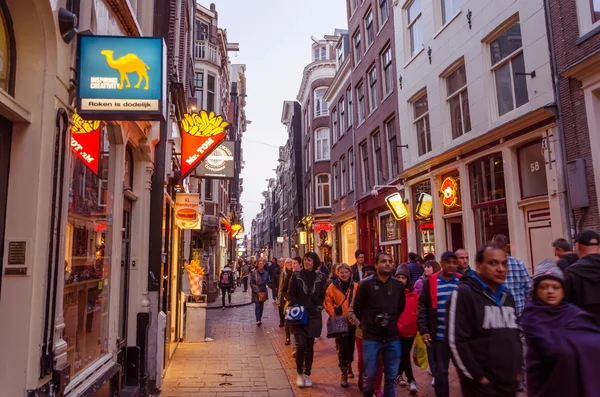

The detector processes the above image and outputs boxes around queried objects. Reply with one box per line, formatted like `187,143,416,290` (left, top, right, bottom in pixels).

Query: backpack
220,270,232,287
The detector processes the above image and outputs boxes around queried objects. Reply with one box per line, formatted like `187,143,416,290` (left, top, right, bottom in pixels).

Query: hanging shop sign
71,111,102,174
415,193,433,218
77,35,166,120
441,176,459,208
299,231,307,245
174,193,201,229
277,236,284,243
385,192,408,220
180,110,230,179
195,141,235,179
313,223,333,233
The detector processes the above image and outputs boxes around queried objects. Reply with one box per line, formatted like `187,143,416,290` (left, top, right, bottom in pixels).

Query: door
445,216,464,252
0,116,12,294
525,205,553,273
117,198,132,386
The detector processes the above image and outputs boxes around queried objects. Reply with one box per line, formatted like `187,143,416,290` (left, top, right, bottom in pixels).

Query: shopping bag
285,305,308,325
413,332,429,369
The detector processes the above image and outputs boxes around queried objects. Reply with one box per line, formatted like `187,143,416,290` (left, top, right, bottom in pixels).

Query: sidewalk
159,303,293,397
207,287,252,309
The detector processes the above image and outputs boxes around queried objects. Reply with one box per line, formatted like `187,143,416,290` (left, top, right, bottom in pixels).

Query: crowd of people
217,229,600,396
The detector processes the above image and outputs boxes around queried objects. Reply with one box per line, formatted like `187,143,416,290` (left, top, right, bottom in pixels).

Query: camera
375,313,391,328
334,305,343,316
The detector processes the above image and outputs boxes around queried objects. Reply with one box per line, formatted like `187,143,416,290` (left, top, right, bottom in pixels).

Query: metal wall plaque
7,241,26,265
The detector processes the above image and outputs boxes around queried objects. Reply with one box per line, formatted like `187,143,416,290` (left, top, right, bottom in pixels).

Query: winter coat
565,254,600,324
324,279,358,318
350,263,363,283
408,260,424,285
446,275,522,394
557,253,578,272
521,299,600,397
249,269,270,303
288,270,327,338
271,266,282,292
417,271,462,339
414,274,426,295
277,269,292,306
398,287,418,337
353,275,406,342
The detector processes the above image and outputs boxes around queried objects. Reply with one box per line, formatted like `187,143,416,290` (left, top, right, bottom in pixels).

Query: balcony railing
194,40,220,66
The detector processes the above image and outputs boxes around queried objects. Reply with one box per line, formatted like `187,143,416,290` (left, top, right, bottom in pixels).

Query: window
365,11,375,47
518,140,548,198
357,83,366,123
304,145,310,172
333,163,339,200
314,45,327,61
382,47,393,95
316,174,331,208
337,42,345,67
413,93,432,156
490,23,528,116
353,30,362,65
314,88,328,117
386,118,399,177
194,72,204,89
207,74,216,113
341,156,347,195
332,109,338,143
204,179,213,201
379,0,389,26
360,142,370,193
442,0,461,25
315,128,330,161
347,87,353,126
352,0,360,13
592,0,600,23
407,0,423,57
349,149,355,191
339,98,346,134
446,64,471,139
368,66,378,112
372,132,384,184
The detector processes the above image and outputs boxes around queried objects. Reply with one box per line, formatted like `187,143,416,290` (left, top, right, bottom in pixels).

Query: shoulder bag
255,271,268,302
326,284,353,338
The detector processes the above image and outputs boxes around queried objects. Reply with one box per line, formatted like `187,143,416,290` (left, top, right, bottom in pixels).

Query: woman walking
395,264,419,394
521,259,600,397
278,258,294,343
288,252,327,388
324,263,358,388
250,258,270,325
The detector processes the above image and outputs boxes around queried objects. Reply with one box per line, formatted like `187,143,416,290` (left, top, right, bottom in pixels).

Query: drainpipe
544,0,575,241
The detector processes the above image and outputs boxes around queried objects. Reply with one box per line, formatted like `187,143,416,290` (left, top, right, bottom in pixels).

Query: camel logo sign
77,35,166,121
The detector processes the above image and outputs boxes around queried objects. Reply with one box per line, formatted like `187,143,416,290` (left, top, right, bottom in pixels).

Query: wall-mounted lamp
58,8,78,44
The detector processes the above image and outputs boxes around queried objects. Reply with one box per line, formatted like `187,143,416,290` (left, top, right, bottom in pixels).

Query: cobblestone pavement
207,287,252,309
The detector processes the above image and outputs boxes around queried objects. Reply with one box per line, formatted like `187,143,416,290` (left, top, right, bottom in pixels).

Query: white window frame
315,128,330,161
441,0,461,26
349,148,355,192
357,83,365,123
333,163,339,200
314,88,329,117
332,108,338,143
379,0,389,27
412,92,432,156
372,131,384,185
316,174,331,208
353,30,362,65
339,97,346,135
314,45,327,61
576,0,600,37
365,10,375,48
341,155,347,195
445,63,471,139
347,87,354,127
382,47,393,96
386,118,399,178
360,142,370,193
406,0,423,59
368,66,378,112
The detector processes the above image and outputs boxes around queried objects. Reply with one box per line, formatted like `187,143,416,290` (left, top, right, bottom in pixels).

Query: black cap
441,251,457,261
575,230,600,246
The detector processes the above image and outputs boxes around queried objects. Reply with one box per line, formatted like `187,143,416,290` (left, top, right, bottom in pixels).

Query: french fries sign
71,111,102,174
180,110,229,178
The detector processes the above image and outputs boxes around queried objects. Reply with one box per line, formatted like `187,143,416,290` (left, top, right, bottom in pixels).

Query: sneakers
397,375,407,386
303,375,313,387
285,338,291,345
409,381,417,394
256,321,262,326
432,377,435,386
295,374,305,387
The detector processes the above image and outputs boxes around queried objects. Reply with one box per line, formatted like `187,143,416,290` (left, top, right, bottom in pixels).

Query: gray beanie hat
533,259,564,287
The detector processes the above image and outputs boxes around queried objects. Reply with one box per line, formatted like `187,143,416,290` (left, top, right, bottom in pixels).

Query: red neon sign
313,223,332,233
181,110,229,179
71,112,101,174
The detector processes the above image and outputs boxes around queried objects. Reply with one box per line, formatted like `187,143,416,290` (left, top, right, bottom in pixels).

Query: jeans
356,337,383,392
433,341,451,397
242,277,248,292
399,336,415,382
221,287,231,307
295,334,315,375
335,326,356,367
254,301,264,322
427,345,436,375
363,339,401,397
278,303,285,326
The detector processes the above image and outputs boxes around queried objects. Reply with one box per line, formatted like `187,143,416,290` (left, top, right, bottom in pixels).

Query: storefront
411,180,435,258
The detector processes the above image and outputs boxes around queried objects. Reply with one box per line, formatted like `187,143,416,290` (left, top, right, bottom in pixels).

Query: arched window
0,1,15,94
315,128,330,161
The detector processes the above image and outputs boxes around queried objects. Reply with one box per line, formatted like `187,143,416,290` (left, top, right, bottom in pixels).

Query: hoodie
565,253,600,325
446,276,522,393
557,253,578,272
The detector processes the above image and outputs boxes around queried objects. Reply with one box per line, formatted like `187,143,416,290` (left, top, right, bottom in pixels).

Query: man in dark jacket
351,249,367,283
417,251,460,397
353,252,405,397
565,230,600,324
271,258,283,304
408,252,424,284
553,238,578,271
446,244,522,397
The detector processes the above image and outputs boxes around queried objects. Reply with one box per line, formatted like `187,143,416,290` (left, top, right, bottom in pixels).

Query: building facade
393,0,568,271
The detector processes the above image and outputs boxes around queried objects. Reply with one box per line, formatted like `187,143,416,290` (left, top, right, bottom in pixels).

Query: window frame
368,65,378,112
333,162,339,200
314,87,329,117
445,63,471,139
315,128,330,161
341,155,347,195
406,0,423,58
372,131,384,185
441,0,461,26
346,87,354,127
357,82,366,123
382,46,393,96
206,74,216,113
360,141,371,193
353,29,362,65
386,118,399,178
412,91,432,156
316,173,331,208
349,148,355,192
365,10,375,48
379,0,390,27
332,108,339,143
339,97,346,134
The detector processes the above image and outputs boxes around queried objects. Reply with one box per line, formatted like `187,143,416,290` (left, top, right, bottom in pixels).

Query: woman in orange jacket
324,263,358,388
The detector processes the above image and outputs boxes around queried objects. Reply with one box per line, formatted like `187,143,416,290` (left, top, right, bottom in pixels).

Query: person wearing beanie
395,264,419,394
521,259,600,397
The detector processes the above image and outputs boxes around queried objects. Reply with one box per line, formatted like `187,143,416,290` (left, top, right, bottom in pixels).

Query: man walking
447,244,522,396
407,252,424,284
353,253,405,397
417,251,461,397
565,230,600,324
553,238,578,272
271,258,283,303
455,249,475,277
240,261,250,292
351,249,367,283
218,263,235,310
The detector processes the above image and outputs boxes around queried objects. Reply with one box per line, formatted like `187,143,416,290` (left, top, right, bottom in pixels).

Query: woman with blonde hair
278,258,294,344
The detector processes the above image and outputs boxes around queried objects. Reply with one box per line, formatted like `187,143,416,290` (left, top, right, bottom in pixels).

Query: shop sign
385,192,408,220
180,110,230,179
313,223,332,233
77,35,166,120
415,193,433,218
299,231,307,245
71,111,102,174
441,177,459,208
277,236,284,243
195,141,235,179
174,193,201,229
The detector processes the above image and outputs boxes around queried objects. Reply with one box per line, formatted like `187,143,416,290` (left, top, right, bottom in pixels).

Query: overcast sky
208,0,348,234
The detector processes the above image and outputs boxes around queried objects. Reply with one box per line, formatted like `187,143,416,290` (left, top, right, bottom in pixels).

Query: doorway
117,198,132,386
445,216,464,251
0,116,12,293
525,204,553,273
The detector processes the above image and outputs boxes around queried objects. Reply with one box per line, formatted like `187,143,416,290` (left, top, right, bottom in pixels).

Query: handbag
255,271,268,303
285,305,307,325
326,284,353,338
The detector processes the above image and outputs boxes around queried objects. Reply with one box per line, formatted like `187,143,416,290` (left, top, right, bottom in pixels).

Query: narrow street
159,290,465,397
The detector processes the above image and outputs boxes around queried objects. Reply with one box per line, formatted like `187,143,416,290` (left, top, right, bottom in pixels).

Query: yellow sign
231,223,242,231
100,50,150,90
385,192,408,220
299,231,307,245
416,193,433,218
